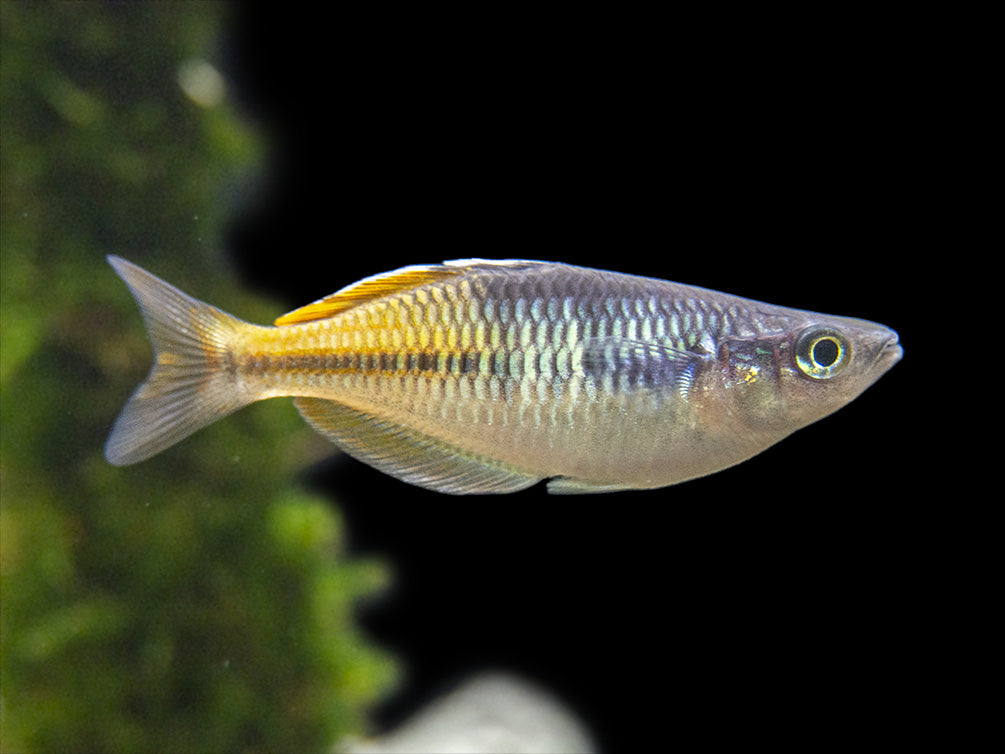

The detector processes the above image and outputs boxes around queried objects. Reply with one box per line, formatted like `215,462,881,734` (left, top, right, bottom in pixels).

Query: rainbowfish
105,256,901,493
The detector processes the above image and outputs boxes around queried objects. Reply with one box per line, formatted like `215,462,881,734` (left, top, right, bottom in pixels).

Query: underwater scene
2,4,918,752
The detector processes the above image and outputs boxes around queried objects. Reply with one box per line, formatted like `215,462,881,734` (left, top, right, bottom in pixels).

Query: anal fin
294,398,541,495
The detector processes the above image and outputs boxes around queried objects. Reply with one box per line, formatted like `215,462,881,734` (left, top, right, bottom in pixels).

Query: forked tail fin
105,256,253,465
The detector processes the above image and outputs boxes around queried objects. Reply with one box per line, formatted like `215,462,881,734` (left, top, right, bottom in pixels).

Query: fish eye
795,327,850,379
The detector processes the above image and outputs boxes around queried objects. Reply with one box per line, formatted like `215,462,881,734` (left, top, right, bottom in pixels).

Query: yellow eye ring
795,327,850,379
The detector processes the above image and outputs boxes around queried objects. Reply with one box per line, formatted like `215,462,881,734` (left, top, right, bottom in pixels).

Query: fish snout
873,329,902,373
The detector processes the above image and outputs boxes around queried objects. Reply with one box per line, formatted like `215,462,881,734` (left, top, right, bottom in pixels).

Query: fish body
105,257,901,494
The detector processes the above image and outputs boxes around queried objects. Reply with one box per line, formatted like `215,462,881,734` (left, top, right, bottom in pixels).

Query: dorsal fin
274,264,464,326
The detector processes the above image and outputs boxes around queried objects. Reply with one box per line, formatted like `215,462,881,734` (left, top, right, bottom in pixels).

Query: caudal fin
105,256,253,465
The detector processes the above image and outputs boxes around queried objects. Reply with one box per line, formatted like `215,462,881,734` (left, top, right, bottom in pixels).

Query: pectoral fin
294,398,541,495
546,477,649,494
580,336,708,399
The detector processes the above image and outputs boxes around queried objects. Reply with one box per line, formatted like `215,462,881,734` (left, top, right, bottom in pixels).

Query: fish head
715,312,902,436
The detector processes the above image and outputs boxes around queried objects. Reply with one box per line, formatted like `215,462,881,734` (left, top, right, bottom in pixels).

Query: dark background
219,8,924,749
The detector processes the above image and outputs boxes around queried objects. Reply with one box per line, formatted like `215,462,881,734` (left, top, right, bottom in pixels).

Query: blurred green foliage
1,4,395,752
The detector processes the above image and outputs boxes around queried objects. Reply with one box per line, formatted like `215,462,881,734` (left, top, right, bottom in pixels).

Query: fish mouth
874,330,903,372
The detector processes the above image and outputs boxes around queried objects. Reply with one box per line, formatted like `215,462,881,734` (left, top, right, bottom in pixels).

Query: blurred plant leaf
0,4,396,752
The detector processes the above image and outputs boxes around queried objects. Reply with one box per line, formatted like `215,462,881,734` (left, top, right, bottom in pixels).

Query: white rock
343,672,596,754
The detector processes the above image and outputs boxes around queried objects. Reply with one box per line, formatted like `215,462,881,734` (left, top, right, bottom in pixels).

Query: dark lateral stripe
244,350,508,378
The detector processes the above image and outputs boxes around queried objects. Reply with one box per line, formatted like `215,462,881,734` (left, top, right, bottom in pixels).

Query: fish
104,256,902,494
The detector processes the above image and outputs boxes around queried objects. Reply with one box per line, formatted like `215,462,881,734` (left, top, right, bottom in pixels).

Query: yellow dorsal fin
274,265,463,326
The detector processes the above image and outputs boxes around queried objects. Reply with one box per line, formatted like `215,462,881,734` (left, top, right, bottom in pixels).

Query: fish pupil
812,337,840,367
